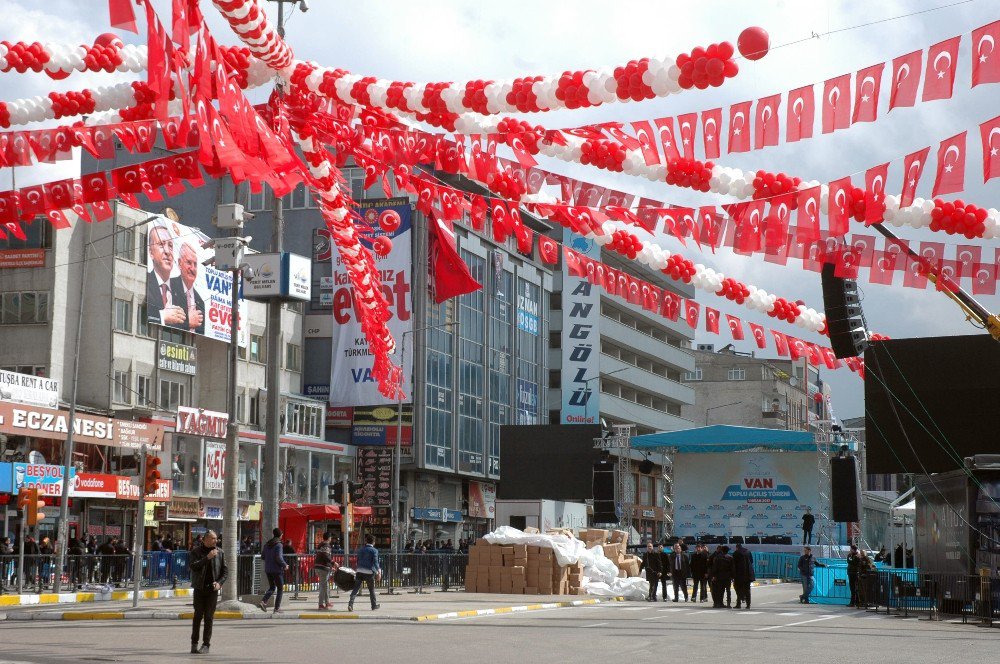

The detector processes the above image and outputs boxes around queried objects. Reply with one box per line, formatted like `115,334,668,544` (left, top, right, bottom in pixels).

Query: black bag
333,567,356,591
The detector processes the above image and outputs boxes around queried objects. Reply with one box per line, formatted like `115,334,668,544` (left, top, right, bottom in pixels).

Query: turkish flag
821,347,842,370
0,192,19,225
889,50,922,109
972,21,1000,86
428,213,481,303
653,117,681,162
901,147,930,207
660,291,681,321
972,262,997,295
43,179,76,210
754,94,781,150
728,101,752,153
731,200,765,253
786,85,815,142
795,186,822,243
698,206,723,250
643,283,661,313
684,300,701,329
749,323,767,349
18,185,49,219
630,120,661,165
763,194,793,249
788,337,809,362
635,198,661,233
661,209,687,247
109,0,138,33
848,234,876,269
764,235,790,265
869,250,898,285
833,246,861,279
537,235,559,265
701,108,722,159
935,259,963,293
726,314,745,340
827,177,853,237
932,132,967,197
3,219,27,241
771,330,790,357
923,36,961,101
470,194,488,231
563,247,587,277
955,244,982,277
822,75,851,134
705,307,720,334
677,113,697,160
853,63,884,124
864,163,889,225
45,209,71,230
980,115,1000,182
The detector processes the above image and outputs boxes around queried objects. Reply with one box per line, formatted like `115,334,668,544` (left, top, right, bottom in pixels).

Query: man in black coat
177,242,206,335
689,544,710,602
802,509,815,545
146,225,187,329
732,543,755,609
189,530,228,655
667,543,691,602
709,545,735,608
639,542,662,602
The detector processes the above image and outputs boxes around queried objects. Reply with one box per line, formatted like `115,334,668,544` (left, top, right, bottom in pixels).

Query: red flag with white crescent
630,120,661,165
677,113,698,160
900,147,930,207
684,300,700,329
754,94,780,149
923,36,961,101
705,307,720,334
748,323,767,349
889,50,922,109
727,101,752,153
653,117,681,162
932,132,967,197
701,108,722,159
786,85,814,142
972,21,1000,86
822,75,851,134
770,330,789,357
852,63,884,124
979,115,1000,182
726,314,744,340
864,163,889,225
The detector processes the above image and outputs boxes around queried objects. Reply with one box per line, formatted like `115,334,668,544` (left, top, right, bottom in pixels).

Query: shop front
278,502,373,552
74,472,170,548
464,480,497,543
410,507,464,549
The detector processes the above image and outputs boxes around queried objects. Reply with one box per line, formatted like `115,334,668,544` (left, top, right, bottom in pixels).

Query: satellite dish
28,450,45,465
163,207,180,222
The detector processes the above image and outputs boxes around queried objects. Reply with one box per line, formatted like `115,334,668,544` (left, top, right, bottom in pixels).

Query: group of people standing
640,542,756,609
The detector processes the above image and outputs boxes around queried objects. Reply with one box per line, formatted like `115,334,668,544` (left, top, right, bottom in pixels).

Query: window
285,343,301,372
236,390,246,423
113,370,131,404
114,224,135,261
248,187,269,212
160,326,188,345
1,291,49,325
3,365,47,377
250,334,266,363
138,230,148,263
285,401,323,437
136,374,152,407
761,366,772,380
249,390,261,427
683,368,703,381
727,367,746,381
136,302,150,337
158,379,185,411
289,183,311,209
114,298,133,333
0,216,51,250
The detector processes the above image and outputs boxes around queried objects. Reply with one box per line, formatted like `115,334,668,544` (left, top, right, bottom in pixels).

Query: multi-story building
679,344,829,431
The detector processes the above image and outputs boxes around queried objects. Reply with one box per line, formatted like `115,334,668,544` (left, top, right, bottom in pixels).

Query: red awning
279,503,373,521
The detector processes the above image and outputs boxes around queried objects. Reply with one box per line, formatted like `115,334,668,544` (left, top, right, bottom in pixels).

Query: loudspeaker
592,459,618,523
821,263,868,359
830,455,862,522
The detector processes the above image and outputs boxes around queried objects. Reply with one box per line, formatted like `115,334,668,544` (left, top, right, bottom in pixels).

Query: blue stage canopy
630,424,818,453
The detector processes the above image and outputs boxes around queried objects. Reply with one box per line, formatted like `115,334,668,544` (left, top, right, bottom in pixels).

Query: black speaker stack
592,458,619,523
830,455,862,522
820,263,868,358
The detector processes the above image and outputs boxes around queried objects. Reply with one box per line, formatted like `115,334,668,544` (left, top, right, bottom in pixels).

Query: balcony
600,315,695,373
599,353,694,406
599,391,694,433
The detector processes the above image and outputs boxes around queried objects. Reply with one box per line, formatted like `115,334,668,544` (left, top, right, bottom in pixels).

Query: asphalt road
1,584,995,663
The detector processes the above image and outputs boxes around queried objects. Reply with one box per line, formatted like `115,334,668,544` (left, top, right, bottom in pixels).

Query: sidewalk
0,586,192,607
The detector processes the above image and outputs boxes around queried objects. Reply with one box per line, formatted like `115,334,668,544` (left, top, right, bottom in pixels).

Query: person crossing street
188,530,227,655
348,535,381,612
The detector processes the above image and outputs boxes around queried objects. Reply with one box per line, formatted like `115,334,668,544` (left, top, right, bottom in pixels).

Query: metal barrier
856,570,999,625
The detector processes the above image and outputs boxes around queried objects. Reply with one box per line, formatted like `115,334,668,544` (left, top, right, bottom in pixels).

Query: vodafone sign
175,406,229,440
72,473,171,502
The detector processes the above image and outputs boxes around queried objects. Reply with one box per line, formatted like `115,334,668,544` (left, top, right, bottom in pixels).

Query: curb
411,597,624,622
0,587,193,607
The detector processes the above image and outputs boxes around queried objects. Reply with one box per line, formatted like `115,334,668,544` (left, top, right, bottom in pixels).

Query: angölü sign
175,406,228,439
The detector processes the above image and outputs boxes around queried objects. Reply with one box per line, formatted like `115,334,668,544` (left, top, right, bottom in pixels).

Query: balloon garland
211,0,294,69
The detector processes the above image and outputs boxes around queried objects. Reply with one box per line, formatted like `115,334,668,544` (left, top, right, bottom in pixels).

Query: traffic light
329,481,364,504
17,487,33,513
144,455,162,496
19,487,45,527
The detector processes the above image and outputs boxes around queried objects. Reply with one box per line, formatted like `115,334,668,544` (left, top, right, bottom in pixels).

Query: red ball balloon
737,26,770,61
47,68,71,81
378,209,401,233
95,33,123,49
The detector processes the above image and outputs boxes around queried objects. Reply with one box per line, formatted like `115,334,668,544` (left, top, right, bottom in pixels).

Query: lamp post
392,321,459,555
705,401,743,425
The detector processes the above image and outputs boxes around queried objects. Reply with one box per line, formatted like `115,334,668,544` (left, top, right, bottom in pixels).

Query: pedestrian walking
312,533,337,610
189,530,227,655
797,546,826,604
690,544,709,602
259,528,288,613
667,543,691,602
347,534,381,612
731,543,755,609
97,537,116,584
639,542,662,601
802,508,815,545
709,545,734,608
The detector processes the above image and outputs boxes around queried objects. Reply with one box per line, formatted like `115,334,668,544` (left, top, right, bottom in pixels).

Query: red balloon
95,33,123,49
737,26,770,61
47,68,71,81
378,209,401,233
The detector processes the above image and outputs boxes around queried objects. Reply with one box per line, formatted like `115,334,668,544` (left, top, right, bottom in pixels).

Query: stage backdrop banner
672,451,820,540
327,198,413,407
145,215,247,347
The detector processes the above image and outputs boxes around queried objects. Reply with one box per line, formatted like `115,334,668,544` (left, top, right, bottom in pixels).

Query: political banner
672,452,821,541
145,215,247,347
561,230,601,424
326,198,413,406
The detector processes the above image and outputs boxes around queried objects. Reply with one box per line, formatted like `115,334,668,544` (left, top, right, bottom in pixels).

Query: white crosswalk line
778,612,802,616
756,615,841,631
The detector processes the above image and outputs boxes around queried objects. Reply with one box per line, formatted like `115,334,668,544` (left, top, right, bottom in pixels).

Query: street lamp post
705,401,743,425
392,321,458,555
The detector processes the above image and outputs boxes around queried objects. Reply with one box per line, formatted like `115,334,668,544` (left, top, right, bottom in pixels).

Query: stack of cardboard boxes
465,540,589,595
464,530,641,595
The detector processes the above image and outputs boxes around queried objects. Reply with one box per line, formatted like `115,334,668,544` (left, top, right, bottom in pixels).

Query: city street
1,585,996,663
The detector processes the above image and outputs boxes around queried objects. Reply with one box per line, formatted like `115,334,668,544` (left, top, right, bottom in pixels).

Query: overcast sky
3,0,998,421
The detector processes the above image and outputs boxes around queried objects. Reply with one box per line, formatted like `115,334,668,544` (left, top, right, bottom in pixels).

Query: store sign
560,230,601,424
410,507,463,523
157,341,197,375
304,315,333,339
351,405,412,447
516,280,540,335
12,462,76,497
304,384,329,398
468,481,497,519
0,462,11,493
175,406,228,440
204,440,226,491
242,252,312,302
326,405,352,428
515,378,538,425
0,401,164,450
0,248,46,269
169,497,201,519
115,477,171,502
1,369,60,408
327,198,413,406
355,447,393,506
72,473,118,499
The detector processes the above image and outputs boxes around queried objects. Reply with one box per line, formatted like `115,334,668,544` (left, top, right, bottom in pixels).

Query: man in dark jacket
846,545,861,607
667,543,691,602
259,528,288,613
709,545,735,608
639,542,662,601
189,530,227,655
690,544,710,602
348,534,381,612
797,546,827,604
97,537,116,584
802,509,815,545
732,543,755,609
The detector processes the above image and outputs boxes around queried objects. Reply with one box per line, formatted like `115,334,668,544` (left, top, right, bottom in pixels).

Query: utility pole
132,448,147,608
341,475,351,559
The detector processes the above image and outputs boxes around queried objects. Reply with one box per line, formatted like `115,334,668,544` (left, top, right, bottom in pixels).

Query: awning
279,502,373,521
892,499,916,516
630,424,817,453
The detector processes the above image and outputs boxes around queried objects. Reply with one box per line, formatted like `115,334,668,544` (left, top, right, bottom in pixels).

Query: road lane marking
582,622,609,628
755,615,840,631
778,612,802,616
